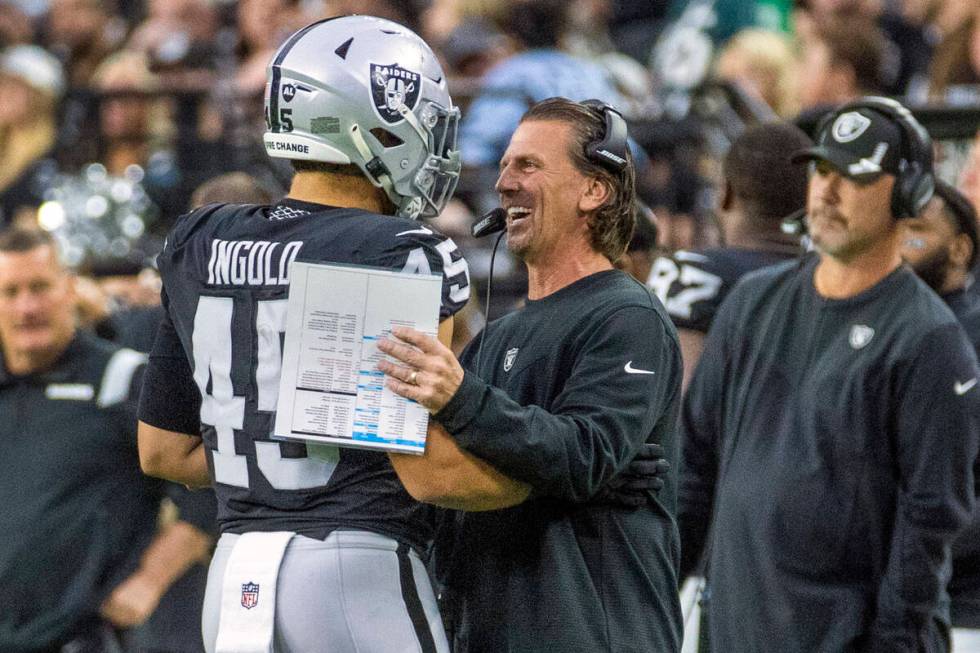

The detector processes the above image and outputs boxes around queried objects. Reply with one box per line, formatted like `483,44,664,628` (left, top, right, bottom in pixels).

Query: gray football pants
202,530,450,653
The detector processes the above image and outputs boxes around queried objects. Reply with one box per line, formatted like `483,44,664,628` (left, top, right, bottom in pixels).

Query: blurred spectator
961,131,980,215
0,1,33,47
665,0,789,49
126,0,218,79
564,0,657,115
927,0,980,105
457,0,625,171
42,0,126,88
90,50,219,231
607,0,669,63
328,0,432,34
713,28,800,118
0,44,62,227
793,0,925,96
234,0,305,99
0,227,208,652
649,121,810,387
441,16,513,80
794,17,888,132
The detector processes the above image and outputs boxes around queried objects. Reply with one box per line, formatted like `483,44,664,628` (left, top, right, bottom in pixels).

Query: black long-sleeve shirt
434,270,683,652
681,256,979,652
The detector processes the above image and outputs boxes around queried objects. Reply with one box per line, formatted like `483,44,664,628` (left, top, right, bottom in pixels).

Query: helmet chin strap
350,106,435,219
349,122,405,213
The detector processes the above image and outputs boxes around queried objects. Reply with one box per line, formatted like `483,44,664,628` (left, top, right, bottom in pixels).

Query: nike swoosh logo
624,361,655,375
396,227,433,237
955,378,977,395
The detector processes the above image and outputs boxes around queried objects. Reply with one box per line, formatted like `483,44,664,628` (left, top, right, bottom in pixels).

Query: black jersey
681,255,980,651
942,285,980,628
139,198,469,550
648,247,794,332
434,270,683,652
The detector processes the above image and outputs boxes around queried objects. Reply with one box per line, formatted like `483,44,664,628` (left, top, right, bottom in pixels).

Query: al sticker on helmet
370,63,421,124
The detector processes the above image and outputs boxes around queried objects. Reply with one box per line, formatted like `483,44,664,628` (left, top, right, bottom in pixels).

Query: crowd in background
0,0,978,319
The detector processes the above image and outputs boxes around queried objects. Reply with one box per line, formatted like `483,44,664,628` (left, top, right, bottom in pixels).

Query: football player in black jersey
648,121,811,388
901,180,980,649
136,16,526,653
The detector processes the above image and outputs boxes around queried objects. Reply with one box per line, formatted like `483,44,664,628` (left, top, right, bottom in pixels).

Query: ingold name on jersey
207,238,303,286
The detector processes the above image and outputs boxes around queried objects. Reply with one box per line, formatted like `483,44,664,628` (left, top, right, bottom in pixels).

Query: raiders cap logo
831,111,871,143
370,63,421,124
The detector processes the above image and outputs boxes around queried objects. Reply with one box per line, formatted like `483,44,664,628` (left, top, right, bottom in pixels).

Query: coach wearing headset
379,97,684,652
679,97,980,652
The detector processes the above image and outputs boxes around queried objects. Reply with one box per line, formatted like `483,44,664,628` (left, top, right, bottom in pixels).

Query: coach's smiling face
495,119,596,264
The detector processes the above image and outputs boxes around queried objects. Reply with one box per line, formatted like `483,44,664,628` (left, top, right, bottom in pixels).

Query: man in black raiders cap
901,180,980,651
679,97,980,652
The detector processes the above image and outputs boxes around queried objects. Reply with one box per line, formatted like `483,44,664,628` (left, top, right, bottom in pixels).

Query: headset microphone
780,208,807,235
472,207,507,238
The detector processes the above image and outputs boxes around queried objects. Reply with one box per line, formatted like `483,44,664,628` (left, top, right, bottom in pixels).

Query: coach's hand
595,443,671,508
100,571,164,627
378,326,464,413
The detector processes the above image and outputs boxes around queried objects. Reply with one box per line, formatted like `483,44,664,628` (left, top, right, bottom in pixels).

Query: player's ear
950,232,973,269
579,176,610,214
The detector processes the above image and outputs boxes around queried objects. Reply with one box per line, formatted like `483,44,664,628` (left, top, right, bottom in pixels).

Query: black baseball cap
792,107,906,181
933,180,980,269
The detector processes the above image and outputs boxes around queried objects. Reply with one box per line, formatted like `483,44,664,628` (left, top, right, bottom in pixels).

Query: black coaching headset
814,96,935,220
581,99,631,175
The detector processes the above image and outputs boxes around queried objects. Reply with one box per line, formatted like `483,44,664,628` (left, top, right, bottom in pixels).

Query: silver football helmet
263,16,461,219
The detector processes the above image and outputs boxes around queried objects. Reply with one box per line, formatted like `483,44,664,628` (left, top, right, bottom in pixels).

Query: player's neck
288,171,391,214
814,242,903,299
723,213,796,253
525,244,612,300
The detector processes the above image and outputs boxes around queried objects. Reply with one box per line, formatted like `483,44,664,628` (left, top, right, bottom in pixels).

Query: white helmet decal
371,63,421,124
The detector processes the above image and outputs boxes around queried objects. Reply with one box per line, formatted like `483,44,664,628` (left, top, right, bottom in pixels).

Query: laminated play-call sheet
273,261,441,454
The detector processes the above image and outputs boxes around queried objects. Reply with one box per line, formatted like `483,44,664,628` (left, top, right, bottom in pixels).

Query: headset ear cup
908,166,935,217
891,161,934,220
892,160,911,219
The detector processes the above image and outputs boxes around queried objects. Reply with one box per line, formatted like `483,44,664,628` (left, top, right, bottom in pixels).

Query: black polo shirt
0,331,162,652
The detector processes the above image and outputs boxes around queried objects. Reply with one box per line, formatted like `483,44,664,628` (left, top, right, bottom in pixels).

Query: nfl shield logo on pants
241,582,260,609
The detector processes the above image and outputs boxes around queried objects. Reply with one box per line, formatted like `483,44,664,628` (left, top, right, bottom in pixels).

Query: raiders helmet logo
504,348,519,372
831,112,871,143
370,63,421,124
281,84,296,103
